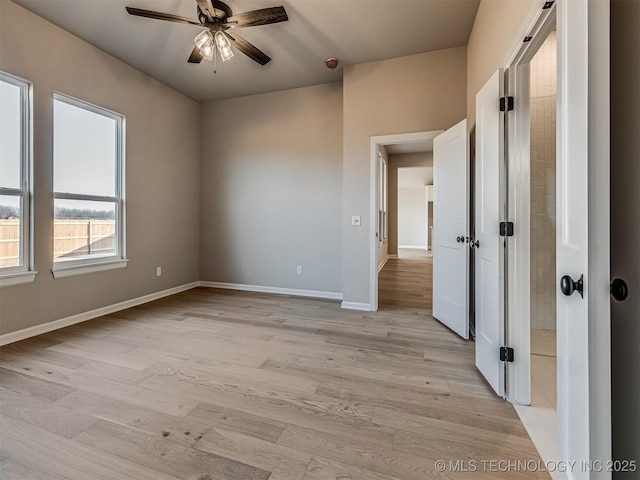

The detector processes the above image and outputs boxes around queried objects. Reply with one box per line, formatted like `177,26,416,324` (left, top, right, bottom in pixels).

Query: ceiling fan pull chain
213,46,218,74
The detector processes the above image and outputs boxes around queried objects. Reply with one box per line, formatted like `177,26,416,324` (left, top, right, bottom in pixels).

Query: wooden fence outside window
0,219,115,266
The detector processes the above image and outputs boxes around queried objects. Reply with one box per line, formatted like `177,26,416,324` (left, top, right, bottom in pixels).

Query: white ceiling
385,139,433,155
13,0,479,103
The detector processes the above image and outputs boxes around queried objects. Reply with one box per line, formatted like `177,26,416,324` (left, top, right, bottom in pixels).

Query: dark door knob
610,278,628,301
560,274,584,298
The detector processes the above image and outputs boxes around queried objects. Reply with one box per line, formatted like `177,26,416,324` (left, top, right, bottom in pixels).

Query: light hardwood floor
379,250,433,311
0,259,548,479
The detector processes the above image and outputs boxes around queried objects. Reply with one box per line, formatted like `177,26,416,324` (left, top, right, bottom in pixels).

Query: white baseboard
398,245,428,250
200,281,343,301
0,280,345,346
388,254,398,259
377,255,389,273
341,301,373,311
0,282,200,346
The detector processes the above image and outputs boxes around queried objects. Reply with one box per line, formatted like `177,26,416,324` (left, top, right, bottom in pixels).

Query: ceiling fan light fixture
201,44,215,61
195,29,215,61
126,2,287,66
195,29,213,49
215,31,234,61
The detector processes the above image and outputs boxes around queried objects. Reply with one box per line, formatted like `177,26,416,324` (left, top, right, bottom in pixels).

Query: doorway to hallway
370,130,442,312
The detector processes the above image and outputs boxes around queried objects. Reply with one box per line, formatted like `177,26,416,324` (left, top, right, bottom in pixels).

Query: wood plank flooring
0,258,548,479
379,251,433,311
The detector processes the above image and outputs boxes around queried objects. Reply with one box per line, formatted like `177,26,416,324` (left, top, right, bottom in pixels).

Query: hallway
378,249,433,313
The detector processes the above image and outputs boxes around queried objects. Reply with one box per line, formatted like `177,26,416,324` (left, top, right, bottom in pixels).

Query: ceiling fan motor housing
199,1,233,23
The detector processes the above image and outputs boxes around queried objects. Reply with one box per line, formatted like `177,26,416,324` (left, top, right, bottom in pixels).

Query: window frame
382,156,388,242
0,71,36,287
52,92,127,278
377,152,388,246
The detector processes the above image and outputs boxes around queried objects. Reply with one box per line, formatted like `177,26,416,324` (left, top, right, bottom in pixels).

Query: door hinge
499,221,514,237
500,347,515,362
543,1,555,9
499,96,514,112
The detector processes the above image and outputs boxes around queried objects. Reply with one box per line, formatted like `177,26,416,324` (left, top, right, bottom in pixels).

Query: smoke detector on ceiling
325,58,339,69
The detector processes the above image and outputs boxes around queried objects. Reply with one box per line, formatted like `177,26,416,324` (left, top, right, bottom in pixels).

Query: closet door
474,69,505,397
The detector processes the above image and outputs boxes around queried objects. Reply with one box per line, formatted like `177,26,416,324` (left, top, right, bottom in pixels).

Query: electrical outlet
156,267,162,277
351,215,361,226
297,265,303,275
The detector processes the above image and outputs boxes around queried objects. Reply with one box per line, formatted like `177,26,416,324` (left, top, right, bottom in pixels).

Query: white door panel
475,69,505,397
432,119,469,339
556,0,611,475
556,0,592,471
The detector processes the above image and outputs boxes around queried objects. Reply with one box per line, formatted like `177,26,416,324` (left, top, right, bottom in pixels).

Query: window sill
52,259,128,279
0,271,37,288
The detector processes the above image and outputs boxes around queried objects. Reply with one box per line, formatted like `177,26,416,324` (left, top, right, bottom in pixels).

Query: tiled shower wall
530,31,557,331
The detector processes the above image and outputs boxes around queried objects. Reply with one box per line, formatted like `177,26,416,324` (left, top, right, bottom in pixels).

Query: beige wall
467,0,538,129
388,153,433,256
343,48,466,305
611,0,640,473
199,83,343,294
529,31,557,331
0,2,201,335
398,187,427,247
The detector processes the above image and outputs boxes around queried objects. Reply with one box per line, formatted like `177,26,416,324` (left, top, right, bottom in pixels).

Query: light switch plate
351,215,361,226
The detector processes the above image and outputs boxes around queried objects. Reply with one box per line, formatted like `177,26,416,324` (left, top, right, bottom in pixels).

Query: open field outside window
53,93,125,273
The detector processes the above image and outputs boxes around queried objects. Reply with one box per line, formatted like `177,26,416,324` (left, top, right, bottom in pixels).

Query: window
0,72,34,287
52,93,126,277
377,152,388,245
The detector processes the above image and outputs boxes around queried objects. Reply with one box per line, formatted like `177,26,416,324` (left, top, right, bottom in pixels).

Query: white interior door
475,69,505,397
556,0,611,474
432,119,469,339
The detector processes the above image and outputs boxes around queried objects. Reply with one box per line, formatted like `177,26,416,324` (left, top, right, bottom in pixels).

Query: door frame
503,0,611,473
503,0,557,407
369,130,443,311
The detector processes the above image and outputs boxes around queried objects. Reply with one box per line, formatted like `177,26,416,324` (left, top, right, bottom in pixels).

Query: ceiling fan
125,0,288,66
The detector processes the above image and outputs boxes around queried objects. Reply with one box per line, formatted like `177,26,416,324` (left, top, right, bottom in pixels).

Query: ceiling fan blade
188,46,204,64
225,7,288,28
195,0,215,21
224,32,271,65
125,7,201,26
